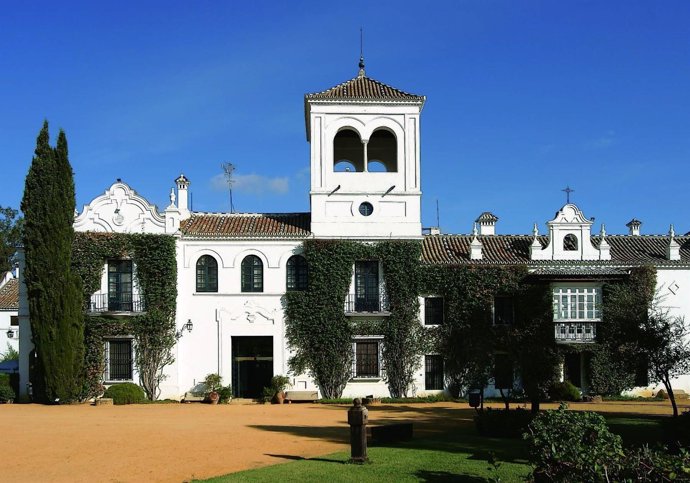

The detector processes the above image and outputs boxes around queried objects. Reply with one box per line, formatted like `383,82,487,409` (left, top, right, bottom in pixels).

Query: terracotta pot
208,391,220,405
272,391,285,404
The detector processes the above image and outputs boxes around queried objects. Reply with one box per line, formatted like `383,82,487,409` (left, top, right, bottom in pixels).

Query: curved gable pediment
74,181,166,234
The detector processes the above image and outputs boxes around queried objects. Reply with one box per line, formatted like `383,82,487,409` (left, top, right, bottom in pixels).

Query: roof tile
306,75,424,102
0,278,19,310
180,213,311,239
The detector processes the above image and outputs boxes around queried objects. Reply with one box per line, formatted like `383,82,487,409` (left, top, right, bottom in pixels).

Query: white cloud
210,173,289,195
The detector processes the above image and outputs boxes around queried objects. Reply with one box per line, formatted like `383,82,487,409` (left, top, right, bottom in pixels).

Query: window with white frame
105,339,133,382
352,337,382,379
552,286,601,321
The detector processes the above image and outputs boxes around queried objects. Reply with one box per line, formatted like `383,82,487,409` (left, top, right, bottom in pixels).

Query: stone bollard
347,397,369,464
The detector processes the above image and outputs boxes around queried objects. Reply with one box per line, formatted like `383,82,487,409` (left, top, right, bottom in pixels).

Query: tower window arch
333,129,364,172
286,255,308,291
241,255,263,292
196,255,218,292
367,129,397,172
563,234,578,251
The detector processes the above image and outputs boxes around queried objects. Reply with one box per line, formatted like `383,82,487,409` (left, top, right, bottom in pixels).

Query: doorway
231,336,273,398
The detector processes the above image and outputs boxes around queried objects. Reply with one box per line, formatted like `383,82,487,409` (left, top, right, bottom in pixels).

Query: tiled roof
0,278,18,310
422,235,690,266
305,75,425,102
180,213,311,239
476,212,498,223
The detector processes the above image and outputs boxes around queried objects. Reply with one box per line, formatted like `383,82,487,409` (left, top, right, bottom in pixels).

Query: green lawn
198,409,667,483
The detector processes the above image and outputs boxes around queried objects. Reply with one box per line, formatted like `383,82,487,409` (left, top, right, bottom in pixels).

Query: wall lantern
6,329,15,339
176,319,193,339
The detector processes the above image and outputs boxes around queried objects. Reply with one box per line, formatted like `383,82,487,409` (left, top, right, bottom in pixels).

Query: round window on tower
359,202,374,217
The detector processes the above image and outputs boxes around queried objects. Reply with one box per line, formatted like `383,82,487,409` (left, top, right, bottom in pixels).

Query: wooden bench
181,392,205,403
284,390,318,402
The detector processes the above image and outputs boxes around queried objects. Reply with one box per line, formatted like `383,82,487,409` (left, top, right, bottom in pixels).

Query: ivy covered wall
72,232,177,400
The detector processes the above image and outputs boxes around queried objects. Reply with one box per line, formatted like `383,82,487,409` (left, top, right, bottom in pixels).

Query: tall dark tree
21,121,84,403
0,206,23,273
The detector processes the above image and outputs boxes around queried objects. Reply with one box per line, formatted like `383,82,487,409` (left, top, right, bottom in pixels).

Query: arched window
563,234,578,251
286,255,308,291
241,255,263,292
367,129,397,172
196,255,218,292
333,129,364,172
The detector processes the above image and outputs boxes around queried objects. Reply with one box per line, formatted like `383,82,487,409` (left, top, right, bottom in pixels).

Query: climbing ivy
72,232,177,400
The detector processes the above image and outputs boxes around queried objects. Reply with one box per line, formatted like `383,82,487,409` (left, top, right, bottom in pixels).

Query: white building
17,66,690,400
0,270,20,363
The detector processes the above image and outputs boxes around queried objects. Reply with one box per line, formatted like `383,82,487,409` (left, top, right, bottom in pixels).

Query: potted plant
203,373,223,405
270,375,291,404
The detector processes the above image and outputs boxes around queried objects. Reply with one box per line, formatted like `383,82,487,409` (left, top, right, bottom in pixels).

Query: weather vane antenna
562,186,574,204
358,27,365,76
221,162,236,213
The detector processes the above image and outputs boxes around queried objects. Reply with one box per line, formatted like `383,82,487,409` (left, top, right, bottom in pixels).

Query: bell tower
305,63,425,239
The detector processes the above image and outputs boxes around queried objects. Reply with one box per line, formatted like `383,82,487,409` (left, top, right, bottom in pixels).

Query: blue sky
1,1,689,235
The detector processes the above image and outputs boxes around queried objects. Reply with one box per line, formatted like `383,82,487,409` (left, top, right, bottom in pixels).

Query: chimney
667,224,680,261
429,227,441,235
470,223,483,260
175,174,191,217
475,212,498,235
626,218,642,236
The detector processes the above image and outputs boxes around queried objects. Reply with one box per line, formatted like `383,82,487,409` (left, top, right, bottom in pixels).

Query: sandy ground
0,400,686,483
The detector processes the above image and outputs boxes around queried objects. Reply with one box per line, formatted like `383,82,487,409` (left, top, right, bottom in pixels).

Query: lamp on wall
176,319,193,339
6,329,15,339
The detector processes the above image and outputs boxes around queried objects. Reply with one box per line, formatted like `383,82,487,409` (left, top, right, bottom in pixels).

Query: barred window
286,255,308,291
424,297,444,325
354,341,380,378
241,255,263,293
196,255,218,292
493,296,514,325
553,286,601,321
106,339,133,381
425,355,444,390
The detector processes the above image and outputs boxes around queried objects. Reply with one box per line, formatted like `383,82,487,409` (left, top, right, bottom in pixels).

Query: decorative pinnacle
532,223,539,237
600,224,607,238
670,224,676,239
472,223,478,237
358,27,366,77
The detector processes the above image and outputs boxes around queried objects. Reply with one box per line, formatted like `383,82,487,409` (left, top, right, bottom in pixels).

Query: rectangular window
354,340,380,378
10,316,18,326
425,355,444,390
354,261,379,312
493,353,513,390
493,296,514,325
552,287,601,321
424,297,444,325
106,339,133,381
108,260,133,311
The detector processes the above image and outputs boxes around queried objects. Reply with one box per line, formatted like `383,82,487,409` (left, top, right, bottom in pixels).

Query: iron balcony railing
554,321,598,343
88,293,145,314
344,292,390,314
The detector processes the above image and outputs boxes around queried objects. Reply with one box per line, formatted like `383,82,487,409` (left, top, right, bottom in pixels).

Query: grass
197,407,669,483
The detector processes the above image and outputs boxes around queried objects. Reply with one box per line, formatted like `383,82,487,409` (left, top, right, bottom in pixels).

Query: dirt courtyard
0,400,685,483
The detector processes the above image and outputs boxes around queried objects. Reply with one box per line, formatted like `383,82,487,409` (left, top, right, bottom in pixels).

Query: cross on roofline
562,186,574,204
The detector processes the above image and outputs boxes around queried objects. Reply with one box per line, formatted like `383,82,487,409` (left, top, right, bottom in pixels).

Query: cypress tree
21,121,84,403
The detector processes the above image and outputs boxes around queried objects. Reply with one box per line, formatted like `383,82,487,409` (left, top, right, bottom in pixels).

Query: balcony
87,293,145,315
344,293,390,315
554,321,598,343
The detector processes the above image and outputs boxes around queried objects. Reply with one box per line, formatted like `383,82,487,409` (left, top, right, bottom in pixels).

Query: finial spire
358,27,365,77
532,223,539,238
670,224,676,239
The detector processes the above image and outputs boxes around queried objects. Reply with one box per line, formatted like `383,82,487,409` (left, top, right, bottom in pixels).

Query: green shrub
618,445,690,482
0,384,16,403
260,375,291,403
103,383,146,405
524,404,623,482
0,373,9,387
474,408,534,438
217,385,232,404
549,381,582,402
